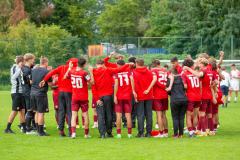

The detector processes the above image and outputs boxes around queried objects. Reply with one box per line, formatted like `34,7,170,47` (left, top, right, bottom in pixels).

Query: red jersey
43,58,78,93
212,70,222,93
133,67,155,101
176,64,183,74
93,64,130,98
182,71,201,101
52,75,59,96
104,57,118,68
69,68,90,101
151,68,168,99
114,71,132,100
201,68,214,100
91,84,98,101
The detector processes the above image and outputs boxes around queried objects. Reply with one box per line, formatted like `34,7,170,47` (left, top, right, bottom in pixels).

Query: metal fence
1,36,240,85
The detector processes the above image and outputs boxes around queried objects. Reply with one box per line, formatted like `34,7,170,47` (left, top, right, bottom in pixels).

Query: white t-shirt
220,71,231,87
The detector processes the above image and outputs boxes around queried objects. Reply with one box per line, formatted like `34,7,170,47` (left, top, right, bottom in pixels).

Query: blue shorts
220,85,229,96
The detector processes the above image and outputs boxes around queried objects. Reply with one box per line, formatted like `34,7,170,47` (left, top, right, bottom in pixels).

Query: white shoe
163,133,168,137
115,134,122,139
84,134,91,138
76,125,80,129
92,122,98,128
82,125,85,129
153,133,164,138
26,130,37,135
71,132,76,139
184,129,189,134
128,134,132,138
155,124,159,129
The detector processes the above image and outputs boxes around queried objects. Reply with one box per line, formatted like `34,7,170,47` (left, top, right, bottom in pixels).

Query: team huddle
5,51,234,139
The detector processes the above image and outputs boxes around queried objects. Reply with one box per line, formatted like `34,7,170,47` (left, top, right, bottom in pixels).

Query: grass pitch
0,91,240,160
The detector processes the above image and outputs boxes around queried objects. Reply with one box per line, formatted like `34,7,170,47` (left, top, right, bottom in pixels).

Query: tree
9,0,28,26
0,0,12,32
97,0,140,37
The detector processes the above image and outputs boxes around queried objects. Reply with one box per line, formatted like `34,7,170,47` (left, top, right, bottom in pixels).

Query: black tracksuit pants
136,100,152,135
58,92,72,133
96,95,113,136
170,101,187,136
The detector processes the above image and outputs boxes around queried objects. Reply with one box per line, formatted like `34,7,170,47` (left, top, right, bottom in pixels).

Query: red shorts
52,94,59,109
92,98,97,109
200,100,212,114
187,101,201,112
152,99,168,111
212,103,219,114
115,100,132,113
72,100,89,112
217,92,223,105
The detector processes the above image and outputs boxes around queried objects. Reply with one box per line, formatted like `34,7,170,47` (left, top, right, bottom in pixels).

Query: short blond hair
199,58,208,66
24,53,35,62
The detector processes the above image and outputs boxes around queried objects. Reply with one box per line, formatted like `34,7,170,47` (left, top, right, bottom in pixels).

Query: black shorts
11,93,25,111
24,95,32,111
31,95,49,113
220,85,229,96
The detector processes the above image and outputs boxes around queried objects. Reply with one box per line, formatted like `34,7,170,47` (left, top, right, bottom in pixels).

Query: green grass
0,91,240,160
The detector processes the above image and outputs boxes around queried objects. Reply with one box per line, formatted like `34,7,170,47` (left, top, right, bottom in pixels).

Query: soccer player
182,58,201,137
31,57,50,136
131,58,157,138
220,66,231,107
51,74,59,127
91,84,98,128
4,56,26,134
211,62,224,130
229,64,240,103
113,60,133,138
183,58,217,136
170,57,182,74
90,59,131,138
170,68,188,138
22,53,36,134
151,59,173,138
64,57,92,138
40,58,78,137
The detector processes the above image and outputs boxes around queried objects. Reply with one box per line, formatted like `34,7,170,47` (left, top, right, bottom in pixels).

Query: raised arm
104,53,118,68
183,66,204,78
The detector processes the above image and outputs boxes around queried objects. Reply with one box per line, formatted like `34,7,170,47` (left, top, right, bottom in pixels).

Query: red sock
71,127,76,133
82,116,85,126
163,129,168,134
128,128,132,134
208,118,214,131
66,116,68,124
188,127,193,131
76,116,79,125
159,130,163,135
94,115,98,122
197,121,201,130
193,127,196,131
214,124,217,129
84,128,89,135
200,117,206,132
205,116,208,129
117,129,121,134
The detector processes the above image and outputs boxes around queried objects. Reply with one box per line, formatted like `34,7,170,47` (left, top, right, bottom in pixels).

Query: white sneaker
115,134,122,139
71,132,76,139
128,134,132,138
92,122,98,128
153,133,164,138
163,133,168,137
84,134,91,138
184,128,189,134
155,124,159,129
26,130,37,135
82,125,85,129
76,125,80,129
